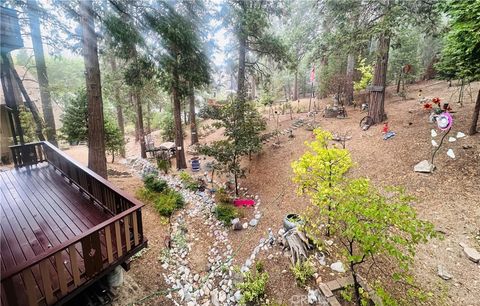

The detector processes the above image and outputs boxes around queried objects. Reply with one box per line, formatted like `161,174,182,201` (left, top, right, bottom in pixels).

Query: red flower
432,97,441,105
423,103,433,110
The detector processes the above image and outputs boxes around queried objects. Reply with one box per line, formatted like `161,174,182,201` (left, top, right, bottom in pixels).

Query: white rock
431,139,439,147
456,132,466,138
447,149,455,159
307,289,320,304
249,219,258,227
330,261,345,273
463,247,480,263
437,265,452,280
325,240,334,246
242,222,248,229
210,289,219,306
431,129,437,137
218,290,227,302
234,290,242,301
414,160,435,173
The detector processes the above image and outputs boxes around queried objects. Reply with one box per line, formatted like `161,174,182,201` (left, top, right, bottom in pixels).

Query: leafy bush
179,171,199,191
290,258,316,286
237,269,269,305
214,204,238,225
154,190,185,217
156,156,171,174
143,174,168,193
354,58,374,91
136,187,157,203
198,104,222,119
215,187,232,205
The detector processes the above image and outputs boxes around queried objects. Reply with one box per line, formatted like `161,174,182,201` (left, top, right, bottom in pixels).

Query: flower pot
284,213,303,231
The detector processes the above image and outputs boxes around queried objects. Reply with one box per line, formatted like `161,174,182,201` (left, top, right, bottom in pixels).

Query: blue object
383,131,396,140
191,158,200,171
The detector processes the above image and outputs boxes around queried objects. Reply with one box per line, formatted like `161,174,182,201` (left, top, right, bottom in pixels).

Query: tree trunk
469,90,480,135
133,90,146,158
237,34,247,106
396,70,402,93
368,33,390,124
109,57,125,157
10,58,45,142
80,0,107,178
345,53,355,106
146,98,151,135
251,75,256,100
1,53,25,144
318,56,328,99
27,0,57,146
293,70,298,101
173,68,187,169
189,82,199,145
350,263,362,306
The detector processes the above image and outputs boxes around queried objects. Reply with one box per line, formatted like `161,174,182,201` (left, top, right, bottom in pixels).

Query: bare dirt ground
60,80,479,306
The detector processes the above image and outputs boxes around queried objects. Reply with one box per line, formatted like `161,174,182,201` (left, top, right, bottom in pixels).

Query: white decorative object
448,137,456,142
447,149,455,159
431,129,437,137
456,132,466,138
431,140,438,147
414,160,435,173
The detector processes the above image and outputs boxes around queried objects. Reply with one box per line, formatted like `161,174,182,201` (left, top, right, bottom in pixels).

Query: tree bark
237,34,247,106
189,82,199,145
396,70,402,93
251,75,256,100
9,57,45,142
469,90,480,135
133,90,146,158
80,0,107,178
368,33,390,124
146,98,151,134
345,53,355,105
109,57,125,157
173,67,187,169
1,53,25,144
293,70,298,101
27,0,57,146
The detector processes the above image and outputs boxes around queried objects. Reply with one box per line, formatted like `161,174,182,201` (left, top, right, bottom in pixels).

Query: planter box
318,274,383,306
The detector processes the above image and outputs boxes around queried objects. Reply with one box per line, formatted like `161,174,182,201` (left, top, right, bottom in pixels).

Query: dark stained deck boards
0,163,113,280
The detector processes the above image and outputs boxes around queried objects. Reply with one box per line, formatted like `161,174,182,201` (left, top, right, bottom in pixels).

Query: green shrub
136,187,157,203
215,187,232,205
255,260,264,273
143,175,168,193
154,190,185,217
156,156,171,174
237,270,269,305
214,204,238,225
290,258,316,287
179,171,199,191
198,104,222,119
154,194,176,217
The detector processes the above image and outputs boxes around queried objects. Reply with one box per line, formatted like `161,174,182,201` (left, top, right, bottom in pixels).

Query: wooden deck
1,142,147,306
1,163,112,275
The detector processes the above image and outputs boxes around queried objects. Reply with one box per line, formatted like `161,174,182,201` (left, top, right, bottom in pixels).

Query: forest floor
61,80,479,306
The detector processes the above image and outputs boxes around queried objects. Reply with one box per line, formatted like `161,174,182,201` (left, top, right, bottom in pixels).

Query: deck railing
4,142,147,306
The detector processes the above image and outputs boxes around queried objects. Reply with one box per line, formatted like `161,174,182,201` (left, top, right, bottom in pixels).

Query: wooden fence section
3,142,147,306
